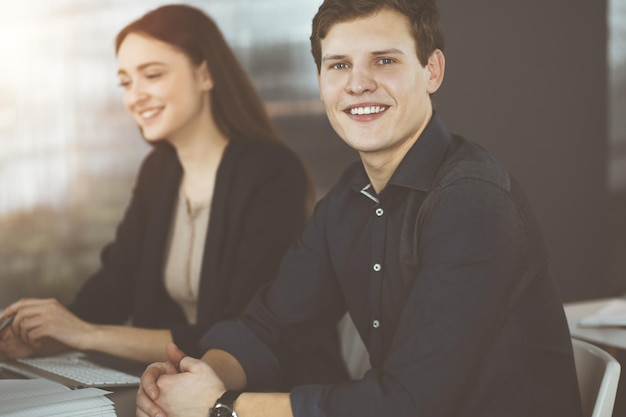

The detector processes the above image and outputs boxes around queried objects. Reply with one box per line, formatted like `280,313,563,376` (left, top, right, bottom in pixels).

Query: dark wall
436,1,609,301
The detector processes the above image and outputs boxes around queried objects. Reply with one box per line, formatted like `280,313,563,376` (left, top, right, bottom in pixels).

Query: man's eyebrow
371,48,405,56
321,48,405,63
321,54,348,63
117,61,166,76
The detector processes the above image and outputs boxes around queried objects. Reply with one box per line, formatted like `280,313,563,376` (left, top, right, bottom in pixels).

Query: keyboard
0,352,141,389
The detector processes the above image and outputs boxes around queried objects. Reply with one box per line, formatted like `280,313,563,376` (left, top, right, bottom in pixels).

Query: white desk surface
564,297,626,350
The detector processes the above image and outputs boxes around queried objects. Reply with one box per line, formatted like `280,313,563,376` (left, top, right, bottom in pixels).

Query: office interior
0,0,624,412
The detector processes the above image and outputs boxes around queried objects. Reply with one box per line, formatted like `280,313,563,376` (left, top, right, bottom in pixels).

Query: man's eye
379,58,394,65
146,73,162,79
332,63,349,70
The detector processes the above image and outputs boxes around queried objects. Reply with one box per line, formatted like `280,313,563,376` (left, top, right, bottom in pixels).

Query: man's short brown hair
310,0,445,71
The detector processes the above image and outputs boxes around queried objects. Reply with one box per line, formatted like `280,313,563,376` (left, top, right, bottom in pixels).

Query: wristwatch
209,390,242,417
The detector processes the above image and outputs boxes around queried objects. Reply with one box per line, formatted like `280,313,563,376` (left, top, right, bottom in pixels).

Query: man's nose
345,67,377,95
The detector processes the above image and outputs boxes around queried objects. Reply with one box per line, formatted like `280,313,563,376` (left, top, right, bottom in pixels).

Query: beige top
163,188,211,324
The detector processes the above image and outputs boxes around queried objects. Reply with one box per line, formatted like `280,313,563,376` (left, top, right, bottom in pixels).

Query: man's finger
141,363,166,400
165,342,186,369
178,355,206,374
136,385,166,417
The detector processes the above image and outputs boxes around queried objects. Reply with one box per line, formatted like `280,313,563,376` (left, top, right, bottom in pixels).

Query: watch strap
210,390,242,417
218,390,242,406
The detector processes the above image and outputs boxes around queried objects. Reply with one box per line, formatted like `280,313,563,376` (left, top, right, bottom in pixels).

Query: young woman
0,5,337,380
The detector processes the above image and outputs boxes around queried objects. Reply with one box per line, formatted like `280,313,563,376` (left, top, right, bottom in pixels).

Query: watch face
210,404,235,417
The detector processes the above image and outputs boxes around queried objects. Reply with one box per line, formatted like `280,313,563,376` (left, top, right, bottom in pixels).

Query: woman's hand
0,325,35,359
3,298,97,351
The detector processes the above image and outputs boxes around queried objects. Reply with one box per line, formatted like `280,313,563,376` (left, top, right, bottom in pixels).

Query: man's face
318,8,443,161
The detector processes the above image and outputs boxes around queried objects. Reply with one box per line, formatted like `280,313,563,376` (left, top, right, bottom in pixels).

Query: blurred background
0,0,624,306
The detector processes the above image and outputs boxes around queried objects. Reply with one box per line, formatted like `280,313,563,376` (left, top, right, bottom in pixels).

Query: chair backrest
572,338,621,417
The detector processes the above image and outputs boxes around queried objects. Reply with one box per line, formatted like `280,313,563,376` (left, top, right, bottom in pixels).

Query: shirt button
372,320,380,328
373,263,381,272
375,208,384,216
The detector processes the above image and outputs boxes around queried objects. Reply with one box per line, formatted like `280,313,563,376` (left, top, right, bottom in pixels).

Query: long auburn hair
116,4,315,212
115,4,281,145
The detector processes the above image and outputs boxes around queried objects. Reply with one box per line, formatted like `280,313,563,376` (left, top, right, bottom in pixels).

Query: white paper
0,378,116,417
0,378,69,401
578,299,626,327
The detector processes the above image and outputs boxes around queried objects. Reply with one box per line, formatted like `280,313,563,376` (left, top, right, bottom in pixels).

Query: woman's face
116,33,213,144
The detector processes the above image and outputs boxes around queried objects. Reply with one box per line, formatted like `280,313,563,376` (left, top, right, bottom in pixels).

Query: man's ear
197,61,214,92
426,49,445,94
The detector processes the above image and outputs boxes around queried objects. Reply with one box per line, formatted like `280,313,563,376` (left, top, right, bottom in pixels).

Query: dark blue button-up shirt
201,114,582,417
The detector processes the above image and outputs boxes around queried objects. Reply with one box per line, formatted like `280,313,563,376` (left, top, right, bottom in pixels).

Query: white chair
572,338,621,417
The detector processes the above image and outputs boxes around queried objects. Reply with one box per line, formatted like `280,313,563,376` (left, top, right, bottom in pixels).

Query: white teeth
140,109,160,119
349,106,386,115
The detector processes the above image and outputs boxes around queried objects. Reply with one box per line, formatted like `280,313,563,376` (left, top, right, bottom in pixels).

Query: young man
136,1,583,416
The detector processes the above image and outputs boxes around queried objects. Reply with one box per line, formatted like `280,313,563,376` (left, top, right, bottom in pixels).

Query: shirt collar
351,112,452,195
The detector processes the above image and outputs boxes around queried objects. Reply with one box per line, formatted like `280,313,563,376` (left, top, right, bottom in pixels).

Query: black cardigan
69,140,311,358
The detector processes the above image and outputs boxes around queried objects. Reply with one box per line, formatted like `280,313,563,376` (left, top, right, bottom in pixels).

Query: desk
86,352,146,417
109,386,138,417
563,297,626,350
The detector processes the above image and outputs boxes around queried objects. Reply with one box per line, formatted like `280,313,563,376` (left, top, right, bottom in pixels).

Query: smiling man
136,1,583,416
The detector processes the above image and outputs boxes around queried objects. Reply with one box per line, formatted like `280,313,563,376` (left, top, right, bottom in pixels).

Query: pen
0,312,16,336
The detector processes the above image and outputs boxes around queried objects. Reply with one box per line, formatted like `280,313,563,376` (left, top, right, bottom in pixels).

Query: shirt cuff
199,320,284,389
